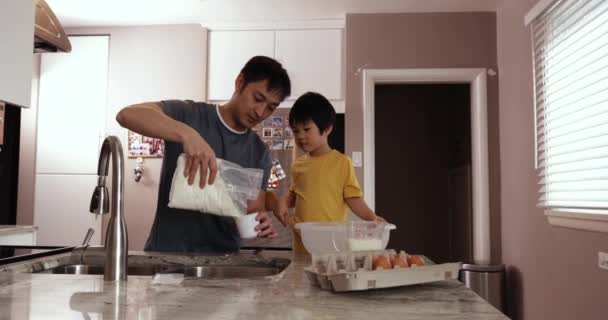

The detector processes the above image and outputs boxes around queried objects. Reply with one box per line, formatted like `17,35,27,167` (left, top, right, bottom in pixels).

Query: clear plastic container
295,221,396,254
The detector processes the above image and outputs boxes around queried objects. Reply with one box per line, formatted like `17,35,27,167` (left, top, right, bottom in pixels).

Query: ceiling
46,0,500,27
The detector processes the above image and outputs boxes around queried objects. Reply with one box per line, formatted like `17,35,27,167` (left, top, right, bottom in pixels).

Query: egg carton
304,249,461,292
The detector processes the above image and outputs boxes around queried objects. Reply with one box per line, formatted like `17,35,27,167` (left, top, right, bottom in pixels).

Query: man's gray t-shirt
144,100,272,253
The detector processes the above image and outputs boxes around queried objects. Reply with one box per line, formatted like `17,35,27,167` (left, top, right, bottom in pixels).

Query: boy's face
291,120,332,153
232,75,283,129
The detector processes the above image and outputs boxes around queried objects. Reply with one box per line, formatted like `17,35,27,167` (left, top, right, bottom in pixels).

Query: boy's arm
284,190,296,208
264,191,279,212
252,190,295,227
116,102,217,188
345,197,385,222
342,158,385,222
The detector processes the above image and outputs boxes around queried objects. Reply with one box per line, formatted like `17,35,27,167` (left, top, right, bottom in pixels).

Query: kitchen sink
5,247,292,279
32,252,291,279
182,265,281,278
41,264,284,278
41,264,162,276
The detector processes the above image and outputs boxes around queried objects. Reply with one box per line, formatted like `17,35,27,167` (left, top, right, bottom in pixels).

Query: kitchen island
0,249,509,319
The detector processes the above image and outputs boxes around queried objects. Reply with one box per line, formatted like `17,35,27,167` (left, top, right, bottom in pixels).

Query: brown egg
372,255,392,270
390,256,409,268
407,255,425,266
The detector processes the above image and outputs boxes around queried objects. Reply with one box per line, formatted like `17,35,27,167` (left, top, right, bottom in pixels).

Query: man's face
232,76,283,129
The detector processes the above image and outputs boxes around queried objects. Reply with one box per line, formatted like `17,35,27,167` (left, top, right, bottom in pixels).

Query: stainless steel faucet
89,136,128,281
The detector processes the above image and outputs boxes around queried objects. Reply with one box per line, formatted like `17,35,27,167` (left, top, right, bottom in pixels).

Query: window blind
533,0,608,210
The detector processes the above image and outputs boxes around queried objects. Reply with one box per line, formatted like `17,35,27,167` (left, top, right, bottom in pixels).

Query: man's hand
181,128,218,189
255,211,278,238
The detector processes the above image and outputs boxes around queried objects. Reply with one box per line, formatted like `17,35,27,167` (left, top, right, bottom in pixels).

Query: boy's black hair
240,56,291,101
289,92,336,134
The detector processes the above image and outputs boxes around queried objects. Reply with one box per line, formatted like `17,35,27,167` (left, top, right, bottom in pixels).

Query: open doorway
362,68,490,265
374,84,472,264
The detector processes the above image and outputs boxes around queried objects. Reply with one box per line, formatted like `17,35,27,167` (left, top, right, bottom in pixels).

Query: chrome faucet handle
82,228,95,246
134,165,144,183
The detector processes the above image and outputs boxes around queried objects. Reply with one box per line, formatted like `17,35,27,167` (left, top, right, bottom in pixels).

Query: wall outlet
599,252,608,270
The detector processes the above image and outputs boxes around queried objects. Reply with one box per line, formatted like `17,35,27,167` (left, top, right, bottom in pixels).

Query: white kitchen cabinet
33,174,102,246
36,36,109,174
208,31,275,100
34,36,108,246
275,29,343,99
0,0,34,107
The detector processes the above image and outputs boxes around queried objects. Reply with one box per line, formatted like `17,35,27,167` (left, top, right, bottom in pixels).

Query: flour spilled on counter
152,273,184,285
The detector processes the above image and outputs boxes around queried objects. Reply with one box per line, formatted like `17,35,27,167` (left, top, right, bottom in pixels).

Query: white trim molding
201,19,345,31
525,0,555,26
546,210,608,233
362,68,491,265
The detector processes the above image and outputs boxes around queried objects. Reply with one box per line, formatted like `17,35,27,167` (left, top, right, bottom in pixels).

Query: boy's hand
375,215,387,223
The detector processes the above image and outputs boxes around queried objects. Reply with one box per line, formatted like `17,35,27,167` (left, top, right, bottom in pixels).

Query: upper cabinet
36,36,109,175
208,29,343,101
208,31,275,101
275,29,343,99
0,0,34,107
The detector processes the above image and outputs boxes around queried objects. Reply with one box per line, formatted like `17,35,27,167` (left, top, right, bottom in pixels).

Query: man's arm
116,102,217,188
345,197,385,222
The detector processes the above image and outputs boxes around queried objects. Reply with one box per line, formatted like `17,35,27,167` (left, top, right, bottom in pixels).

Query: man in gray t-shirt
116,56,291,253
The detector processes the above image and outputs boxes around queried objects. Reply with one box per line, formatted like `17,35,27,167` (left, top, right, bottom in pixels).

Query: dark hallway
375,83,472,264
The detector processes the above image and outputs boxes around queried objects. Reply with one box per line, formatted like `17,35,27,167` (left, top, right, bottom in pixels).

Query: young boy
274,92,385,253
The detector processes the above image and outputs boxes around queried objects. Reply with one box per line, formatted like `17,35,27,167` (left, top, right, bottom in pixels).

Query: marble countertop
0,249,509,320
0,225,37,235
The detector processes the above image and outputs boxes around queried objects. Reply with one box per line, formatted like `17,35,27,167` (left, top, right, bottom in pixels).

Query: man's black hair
289,92,336,134
240,56,291,100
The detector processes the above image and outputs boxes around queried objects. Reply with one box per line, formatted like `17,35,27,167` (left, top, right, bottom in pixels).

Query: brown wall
345,12,501,263
497,1,608,319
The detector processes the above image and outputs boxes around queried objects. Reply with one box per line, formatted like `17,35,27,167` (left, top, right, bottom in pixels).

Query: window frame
528,0,608,233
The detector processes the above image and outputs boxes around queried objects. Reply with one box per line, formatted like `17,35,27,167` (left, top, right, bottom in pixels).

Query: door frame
362,68,490,264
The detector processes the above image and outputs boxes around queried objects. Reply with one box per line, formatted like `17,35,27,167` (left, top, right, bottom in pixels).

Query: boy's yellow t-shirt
289,150,363,253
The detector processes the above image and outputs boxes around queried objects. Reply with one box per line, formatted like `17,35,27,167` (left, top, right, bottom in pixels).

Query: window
531,0,608,231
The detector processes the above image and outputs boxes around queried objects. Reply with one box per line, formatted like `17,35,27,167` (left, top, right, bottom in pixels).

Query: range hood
34,0,71,53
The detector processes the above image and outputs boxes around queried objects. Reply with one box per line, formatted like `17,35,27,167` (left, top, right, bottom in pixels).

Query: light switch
599,252,608,270
352,151,362,167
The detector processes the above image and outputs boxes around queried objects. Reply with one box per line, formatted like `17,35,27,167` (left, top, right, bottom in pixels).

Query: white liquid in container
348,238,382,251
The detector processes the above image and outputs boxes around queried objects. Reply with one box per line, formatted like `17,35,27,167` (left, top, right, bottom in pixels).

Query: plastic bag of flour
168,154,264,218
